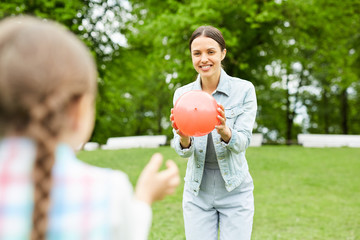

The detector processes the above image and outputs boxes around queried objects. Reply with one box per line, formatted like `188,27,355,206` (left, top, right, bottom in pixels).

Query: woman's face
190,36,226,79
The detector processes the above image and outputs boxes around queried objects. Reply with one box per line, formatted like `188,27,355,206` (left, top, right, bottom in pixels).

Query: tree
125,0,285,142
2,0,359,144
0,0,139,143
263,0,360,142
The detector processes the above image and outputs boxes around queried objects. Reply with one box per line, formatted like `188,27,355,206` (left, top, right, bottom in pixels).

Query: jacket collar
192,68,230,97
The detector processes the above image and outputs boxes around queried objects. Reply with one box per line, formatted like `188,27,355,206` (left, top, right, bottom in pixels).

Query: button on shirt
173,69,257,195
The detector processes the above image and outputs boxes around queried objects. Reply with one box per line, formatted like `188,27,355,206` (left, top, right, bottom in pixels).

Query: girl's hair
189,25,226,51
0,16,97,239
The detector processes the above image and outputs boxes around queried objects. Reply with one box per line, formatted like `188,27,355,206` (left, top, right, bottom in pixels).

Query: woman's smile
200,64,212,71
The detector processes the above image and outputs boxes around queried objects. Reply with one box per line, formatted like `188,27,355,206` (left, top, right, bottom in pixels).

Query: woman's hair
0,16,97,239
189,25,226,52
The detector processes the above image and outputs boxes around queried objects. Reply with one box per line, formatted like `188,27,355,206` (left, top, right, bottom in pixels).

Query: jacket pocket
225,105,244,128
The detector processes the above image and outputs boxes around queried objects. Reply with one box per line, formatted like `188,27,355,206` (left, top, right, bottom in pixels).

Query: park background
1,0,359,239
1,0,359,145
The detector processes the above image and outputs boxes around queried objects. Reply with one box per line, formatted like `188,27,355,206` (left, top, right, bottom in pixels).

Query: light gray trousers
183,168,254,240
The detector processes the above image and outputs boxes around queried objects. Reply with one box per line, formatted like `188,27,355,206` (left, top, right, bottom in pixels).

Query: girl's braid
28,94,72,240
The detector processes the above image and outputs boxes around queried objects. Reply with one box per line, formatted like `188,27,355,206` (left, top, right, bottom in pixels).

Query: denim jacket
173,69,257,196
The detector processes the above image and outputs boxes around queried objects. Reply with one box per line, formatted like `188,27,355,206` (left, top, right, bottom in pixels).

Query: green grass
77,146,360,240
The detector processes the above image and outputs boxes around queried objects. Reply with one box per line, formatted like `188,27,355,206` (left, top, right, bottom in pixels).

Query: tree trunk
157,105,163,135
285,87,293,145
341,88,348,134
323,89,330,134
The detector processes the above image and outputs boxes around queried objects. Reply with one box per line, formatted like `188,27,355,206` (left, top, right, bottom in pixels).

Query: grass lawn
77,146,360,240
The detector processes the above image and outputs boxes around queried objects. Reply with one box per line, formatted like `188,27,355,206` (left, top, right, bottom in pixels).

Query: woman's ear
221,48,227,61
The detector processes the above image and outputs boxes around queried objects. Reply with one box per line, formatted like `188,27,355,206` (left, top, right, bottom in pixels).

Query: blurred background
1,0,359,145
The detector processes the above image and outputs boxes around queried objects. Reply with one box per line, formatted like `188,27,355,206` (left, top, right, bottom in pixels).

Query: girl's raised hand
135,153,180,205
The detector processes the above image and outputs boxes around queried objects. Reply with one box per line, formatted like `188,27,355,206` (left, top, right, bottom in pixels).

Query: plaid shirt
0,138,151,240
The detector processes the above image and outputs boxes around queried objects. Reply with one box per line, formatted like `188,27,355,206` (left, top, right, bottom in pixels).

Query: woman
170,26,257,240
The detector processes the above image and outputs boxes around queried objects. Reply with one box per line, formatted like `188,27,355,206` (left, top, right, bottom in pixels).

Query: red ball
173,90,219,137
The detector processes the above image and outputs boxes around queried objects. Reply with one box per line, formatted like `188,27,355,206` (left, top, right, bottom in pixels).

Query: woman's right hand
135,153,180,205
170,108,191,148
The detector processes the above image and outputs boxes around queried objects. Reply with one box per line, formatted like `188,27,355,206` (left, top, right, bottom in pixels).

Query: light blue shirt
172,69,257,196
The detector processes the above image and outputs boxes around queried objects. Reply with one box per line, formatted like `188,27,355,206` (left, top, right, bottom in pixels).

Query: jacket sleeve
222,83,257,154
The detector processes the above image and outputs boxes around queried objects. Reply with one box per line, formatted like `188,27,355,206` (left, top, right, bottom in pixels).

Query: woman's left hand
215,104,232,143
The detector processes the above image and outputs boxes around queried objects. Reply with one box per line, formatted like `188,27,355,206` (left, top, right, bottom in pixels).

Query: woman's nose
201,54,208,62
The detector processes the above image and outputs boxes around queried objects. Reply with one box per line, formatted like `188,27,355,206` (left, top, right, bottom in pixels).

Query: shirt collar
192,68,230,96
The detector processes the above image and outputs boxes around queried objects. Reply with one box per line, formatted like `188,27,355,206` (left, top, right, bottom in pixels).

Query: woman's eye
193,52,200,56
208,51,214,54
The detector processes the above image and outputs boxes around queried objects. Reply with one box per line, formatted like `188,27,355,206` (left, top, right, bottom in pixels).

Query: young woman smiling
170,26,257,240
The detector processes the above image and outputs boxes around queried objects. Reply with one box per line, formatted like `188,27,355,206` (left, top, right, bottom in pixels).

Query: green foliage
92,48,174,143
1,0,359,143
0,0,86,33
77,146,360,239
124,0,286,142
124,0,360,143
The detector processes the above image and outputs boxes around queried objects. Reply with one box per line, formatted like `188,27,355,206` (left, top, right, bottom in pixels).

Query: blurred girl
0,16,179,240
170,26,257,240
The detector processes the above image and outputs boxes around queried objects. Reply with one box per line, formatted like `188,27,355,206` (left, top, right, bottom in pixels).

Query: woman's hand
215,104,232,143
135,153,180,205
170,108,191,148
